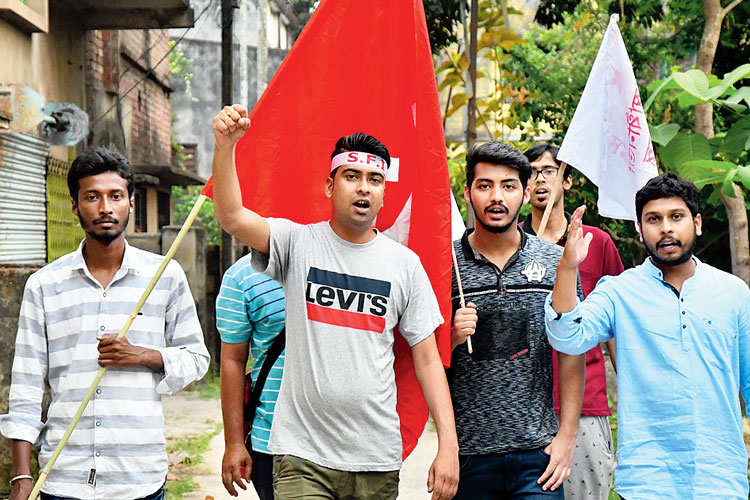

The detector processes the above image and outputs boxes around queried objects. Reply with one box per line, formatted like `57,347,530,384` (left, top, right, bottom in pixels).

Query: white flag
557,14,658,221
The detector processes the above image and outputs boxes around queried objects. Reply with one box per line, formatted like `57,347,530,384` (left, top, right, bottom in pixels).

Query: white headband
330,151,388,175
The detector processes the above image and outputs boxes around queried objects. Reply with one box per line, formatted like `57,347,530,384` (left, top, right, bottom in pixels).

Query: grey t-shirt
252,219,443,471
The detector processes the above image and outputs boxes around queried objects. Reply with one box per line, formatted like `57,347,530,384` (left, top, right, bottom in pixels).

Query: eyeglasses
530,166,560,181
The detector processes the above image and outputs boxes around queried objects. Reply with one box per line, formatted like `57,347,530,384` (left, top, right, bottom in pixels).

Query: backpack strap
244,328,286,425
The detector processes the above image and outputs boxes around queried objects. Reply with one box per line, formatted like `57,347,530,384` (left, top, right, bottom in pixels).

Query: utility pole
257,0,269,100
466,0,478,151
220,0,236,285
465,0,478,227
240,0,249,103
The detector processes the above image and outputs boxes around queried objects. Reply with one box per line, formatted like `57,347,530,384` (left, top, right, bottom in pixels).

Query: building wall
86,28,173,166
0,266,41,492
170,41,287,179
0,5,85,108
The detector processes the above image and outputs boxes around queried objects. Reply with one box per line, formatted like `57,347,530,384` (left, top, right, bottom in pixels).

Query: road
163,391,438,500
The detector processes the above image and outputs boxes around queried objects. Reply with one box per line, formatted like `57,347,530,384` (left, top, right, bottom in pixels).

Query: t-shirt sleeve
216,266,253,344
251,218,300,284
398,257,444,346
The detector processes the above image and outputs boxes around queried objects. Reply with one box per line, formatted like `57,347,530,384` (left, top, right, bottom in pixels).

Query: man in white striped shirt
0,148,210,500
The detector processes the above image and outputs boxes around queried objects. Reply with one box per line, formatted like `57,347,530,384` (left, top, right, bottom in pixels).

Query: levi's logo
305,267,391,333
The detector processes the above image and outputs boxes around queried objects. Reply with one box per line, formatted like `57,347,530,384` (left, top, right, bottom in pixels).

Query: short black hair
466,141,531,188
635,172,700,222
524,143,573,179
330,133,390,178
68,147,134,200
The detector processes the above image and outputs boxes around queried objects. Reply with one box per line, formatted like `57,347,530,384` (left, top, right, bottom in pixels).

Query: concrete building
170,0,298,179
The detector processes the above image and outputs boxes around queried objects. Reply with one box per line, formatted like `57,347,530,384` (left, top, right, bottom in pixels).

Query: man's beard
79,213,128,244
644,231,697,267
470,196,522,234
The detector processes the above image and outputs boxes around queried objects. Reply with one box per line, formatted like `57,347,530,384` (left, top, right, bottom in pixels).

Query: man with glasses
521,143,623,500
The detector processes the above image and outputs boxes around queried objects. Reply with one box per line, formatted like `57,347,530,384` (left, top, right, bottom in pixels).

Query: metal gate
0,133,48,264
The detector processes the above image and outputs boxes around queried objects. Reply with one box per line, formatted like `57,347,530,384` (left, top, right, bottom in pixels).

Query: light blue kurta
545,257,750,499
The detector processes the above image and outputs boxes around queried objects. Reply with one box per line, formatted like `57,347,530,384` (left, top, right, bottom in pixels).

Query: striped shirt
216,254,285,454
448,228,582,455
0,240,210,500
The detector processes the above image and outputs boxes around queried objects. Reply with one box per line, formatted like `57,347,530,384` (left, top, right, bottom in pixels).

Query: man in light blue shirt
545,173,750,499
217,254,285,499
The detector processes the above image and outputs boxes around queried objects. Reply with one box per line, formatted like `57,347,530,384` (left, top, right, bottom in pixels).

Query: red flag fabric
203,0,452,459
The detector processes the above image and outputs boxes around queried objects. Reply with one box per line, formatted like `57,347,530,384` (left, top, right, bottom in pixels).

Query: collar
325,220,381,248
642,255,702,281
521,212,572,245
460,226,528,262
70,238,140,280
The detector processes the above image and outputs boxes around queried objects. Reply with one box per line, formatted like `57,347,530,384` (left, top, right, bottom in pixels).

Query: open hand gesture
560,205,593,270
213,104,251,149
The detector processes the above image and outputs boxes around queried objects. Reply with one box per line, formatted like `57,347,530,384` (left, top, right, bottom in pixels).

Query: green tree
171,186,221,246
693,0,749,283
646,68,750,280
497,1,749,269
424,0,466,53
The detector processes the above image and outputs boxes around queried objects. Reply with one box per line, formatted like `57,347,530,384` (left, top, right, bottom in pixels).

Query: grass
608,401,619,500
183,363,221,400
195,365,221,400
166,477,198,499
165,419,223,500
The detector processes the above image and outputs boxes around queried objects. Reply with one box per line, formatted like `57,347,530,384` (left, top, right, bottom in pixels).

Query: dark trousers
251,449,275,500
41,481,165,500
454,449,565,500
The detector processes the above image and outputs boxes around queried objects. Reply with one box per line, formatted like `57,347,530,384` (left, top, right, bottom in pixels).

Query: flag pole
451,244,473,354
27,194,209,500
536,162,568,238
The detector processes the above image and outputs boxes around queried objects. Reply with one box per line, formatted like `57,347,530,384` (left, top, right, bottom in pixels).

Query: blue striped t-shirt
216,254,285,454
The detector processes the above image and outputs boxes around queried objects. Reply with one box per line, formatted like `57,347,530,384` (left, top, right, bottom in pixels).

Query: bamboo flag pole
28,194,208,500
451,244,472,354
536,162,568,238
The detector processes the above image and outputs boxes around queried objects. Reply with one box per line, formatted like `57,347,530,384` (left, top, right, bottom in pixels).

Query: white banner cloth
557,14,658,221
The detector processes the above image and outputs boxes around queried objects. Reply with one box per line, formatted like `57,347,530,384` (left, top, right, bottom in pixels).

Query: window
134,187,147,232
157,191,170,230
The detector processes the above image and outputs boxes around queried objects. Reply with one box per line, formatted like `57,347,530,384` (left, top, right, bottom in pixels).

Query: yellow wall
0,4,85,114
146,187,158,233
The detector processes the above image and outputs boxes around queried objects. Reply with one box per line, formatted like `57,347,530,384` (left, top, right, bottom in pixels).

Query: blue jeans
454,448,565,500
41,481,165,500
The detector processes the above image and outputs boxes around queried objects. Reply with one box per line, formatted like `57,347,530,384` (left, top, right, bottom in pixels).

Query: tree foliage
171,186,221,246
644,64,750,272
424,0,466,52
436,0,527,140
438,0,749,269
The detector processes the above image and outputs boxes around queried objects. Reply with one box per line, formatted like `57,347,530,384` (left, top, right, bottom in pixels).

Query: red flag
203,0,452,458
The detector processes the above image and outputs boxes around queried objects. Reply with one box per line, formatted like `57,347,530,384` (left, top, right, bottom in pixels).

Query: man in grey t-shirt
211,104,459,500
